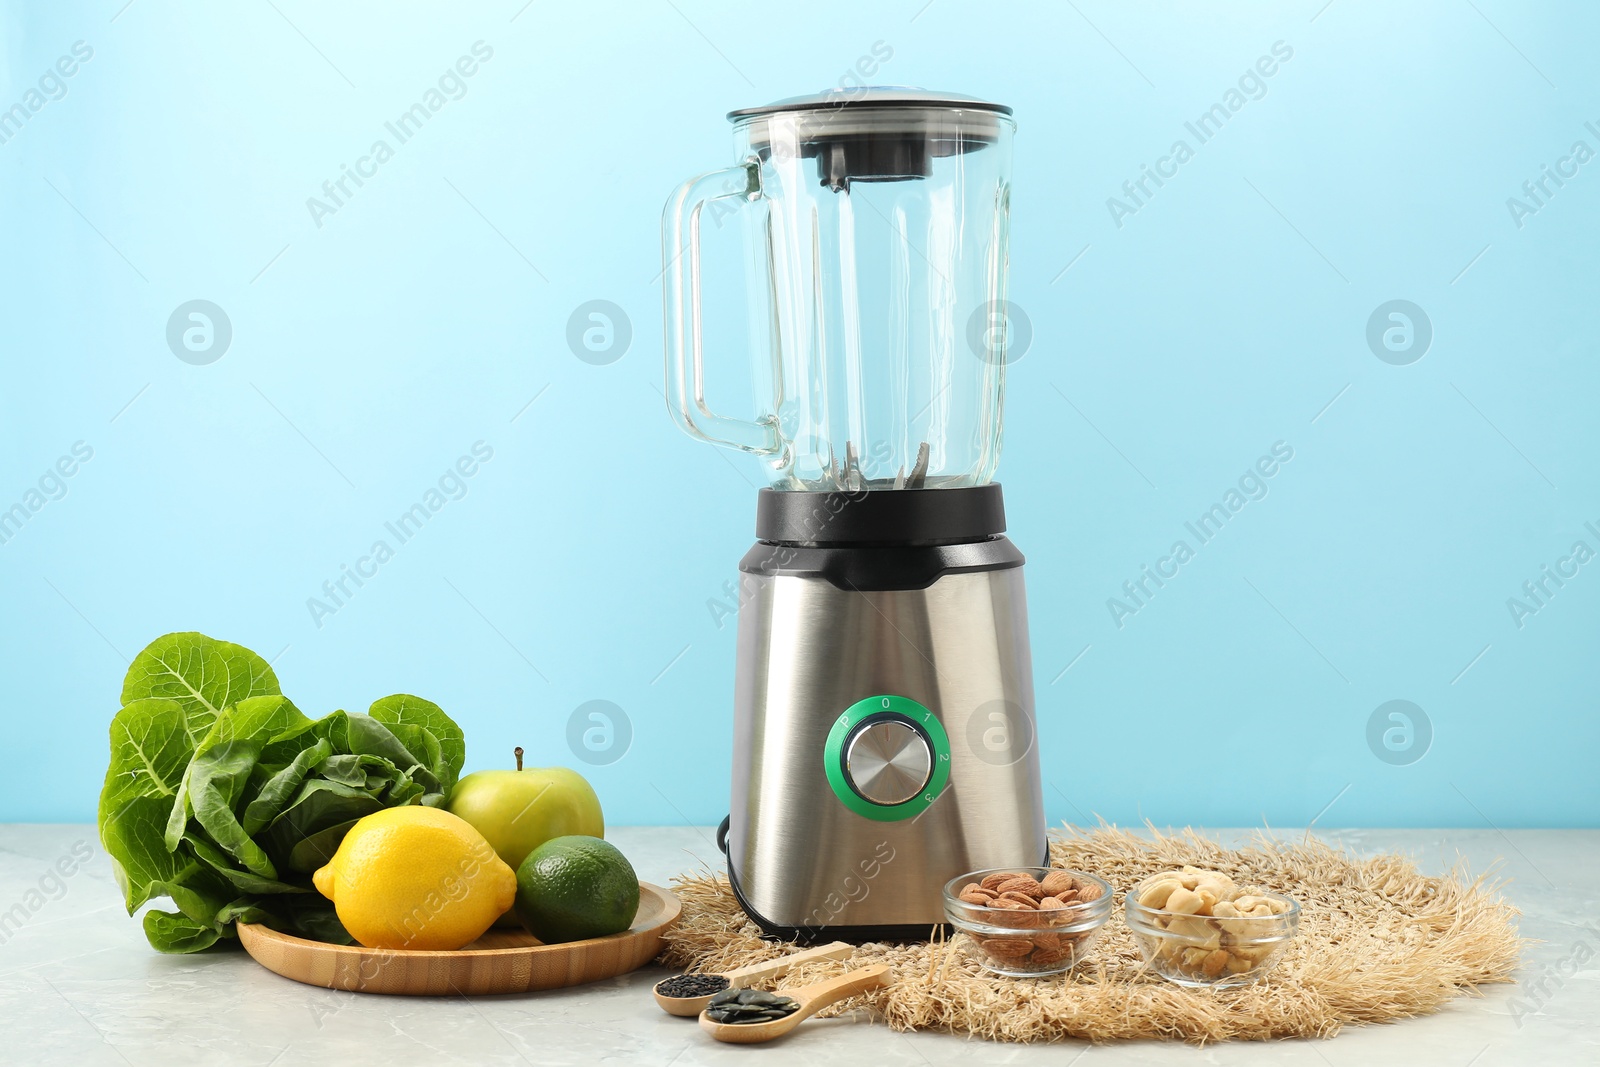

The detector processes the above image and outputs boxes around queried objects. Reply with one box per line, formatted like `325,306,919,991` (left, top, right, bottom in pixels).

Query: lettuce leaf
242,739,332,835
99,697,197,912
143,909,226,953
370,694,465,796
120,633,280,748
97,632,465,953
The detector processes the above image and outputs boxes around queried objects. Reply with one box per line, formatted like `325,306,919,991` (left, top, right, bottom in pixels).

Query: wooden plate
237,881,680,996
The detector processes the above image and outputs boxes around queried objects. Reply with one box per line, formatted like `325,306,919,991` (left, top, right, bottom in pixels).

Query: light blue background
3,2,1596,829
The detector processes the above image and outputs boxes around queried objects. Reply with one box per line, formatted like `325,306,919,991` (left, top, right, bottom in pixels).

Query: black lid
755,485,1007,547
728,87,1014,190
728,87,1013,121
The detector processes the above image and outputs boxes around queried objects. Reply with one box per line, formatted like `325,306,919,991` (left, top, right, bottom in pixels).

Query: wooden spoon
653,941,854,1016
697,963,891,1044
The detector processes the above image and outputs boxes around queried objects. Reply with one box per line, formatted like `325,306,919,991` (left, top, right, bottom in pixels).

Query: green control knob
824,695,951,821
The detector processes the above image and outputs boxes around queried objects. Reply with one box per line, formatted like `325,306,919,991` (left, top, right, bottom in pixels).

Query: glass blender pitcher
664,88,1016,490
661,89,1045,941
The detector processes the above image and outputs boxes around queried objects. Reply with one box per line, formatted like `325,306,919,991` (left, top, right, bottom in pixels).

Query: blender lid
728,86,1012,120
729,87,1012,188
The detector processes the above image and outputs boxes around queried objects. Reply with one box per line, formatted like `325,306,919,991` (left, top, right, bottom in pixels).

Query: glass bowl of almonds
1124,866,1300,988
943,867,1114,977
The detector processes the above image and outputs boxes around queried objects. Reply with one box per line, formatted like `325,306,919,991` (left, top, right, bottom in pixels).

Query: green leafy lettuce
97,633,465,952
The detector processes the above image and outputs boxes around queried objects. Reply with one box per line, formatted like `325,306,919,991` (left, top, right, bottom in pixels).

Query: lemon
312,806,516,951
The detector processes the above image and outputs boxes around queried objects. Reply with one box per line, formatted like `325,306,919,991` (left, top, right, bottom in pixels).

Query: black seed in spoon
657,973,731,999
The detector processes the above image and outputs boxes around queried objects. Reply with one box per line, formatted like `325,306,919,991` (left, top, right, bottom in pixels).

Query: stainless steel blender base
727,563,1047,939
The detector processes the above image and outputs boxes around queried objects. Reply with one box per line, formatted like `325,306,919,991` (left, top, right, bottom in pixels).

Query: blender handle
662,159,782,455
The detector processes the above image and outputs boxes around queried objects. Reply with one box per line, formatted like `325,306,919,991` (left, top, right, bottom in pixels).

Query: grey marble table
2,825,1594,1066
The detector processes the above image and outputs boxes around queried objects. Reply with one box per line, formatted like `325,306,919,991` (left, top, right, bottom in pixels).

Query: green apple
446,748,605,871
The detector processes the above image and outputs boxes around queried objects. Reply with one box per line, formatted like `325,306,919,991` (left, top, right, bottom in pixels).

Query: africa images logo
1504,519,1600,630
304,41,494,229
306,442,494,628
1105,41,1294,228
1505,118,1600,230
0,40,94,148
1106,442,1294,628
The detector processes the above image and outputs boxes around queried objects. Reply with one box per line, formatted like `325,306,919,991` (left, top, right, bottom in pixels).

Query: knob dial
844,720,933,806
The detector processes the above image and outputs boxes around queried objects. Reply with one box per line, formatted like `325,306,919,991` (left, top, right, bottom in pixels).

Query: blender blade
890,442,933,490
843,441,862,491
906,442,930,489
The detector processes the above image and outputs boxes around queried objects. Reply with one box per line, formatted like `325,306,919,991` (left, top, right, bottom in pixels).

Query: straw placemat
659,826,1523,1044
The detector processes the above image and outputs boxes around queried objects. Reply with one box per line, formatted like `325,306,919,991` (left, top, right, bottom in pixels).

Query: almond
1074,881,1104,903
998,891,1039,908
980,872,1014,891
1038,871,1075,897
1029,942,1074,965
976,936,1033,959
995,875,1043,897
986,896,1035,928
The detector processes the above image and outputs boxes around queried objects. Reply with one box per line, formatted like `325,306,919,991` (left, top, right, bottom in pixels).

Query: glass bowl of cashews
943,867,1115,977
1124,866,1300,988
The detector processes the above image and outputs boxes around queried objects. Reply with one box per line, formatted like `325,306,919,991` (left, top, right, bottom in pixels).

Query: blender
662,88,1045,940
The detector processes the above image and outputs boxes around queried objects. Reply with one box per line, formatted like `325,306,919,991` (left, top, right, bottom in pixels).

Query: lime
513,835,639,944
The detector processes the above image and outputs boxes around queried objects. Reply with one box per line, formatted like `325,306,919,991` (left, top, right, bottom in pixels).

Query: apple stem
514,746,524,771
